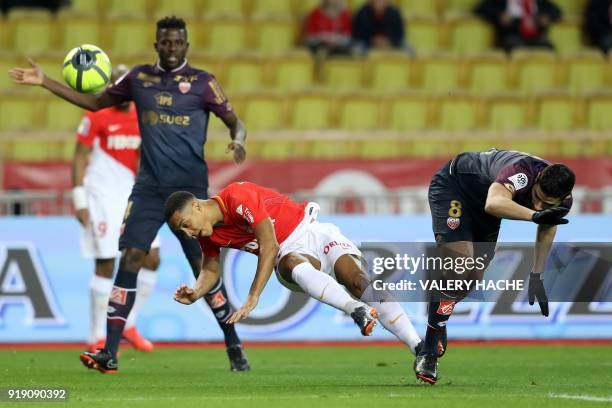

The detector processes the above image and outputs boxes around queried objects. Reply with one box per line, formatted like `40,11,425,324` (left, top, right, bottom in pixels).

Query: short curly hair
156,16,187,39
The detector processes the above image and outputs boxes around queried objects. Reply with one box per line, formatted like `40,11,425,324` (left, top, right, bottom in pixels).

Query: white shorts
79,189,160,259
274,203,361,292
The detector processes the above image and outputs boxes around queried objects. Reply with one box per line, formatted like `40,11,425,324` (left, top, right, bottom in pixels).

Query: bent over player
165,182,423,363
10,16,249,372
415,149,575,384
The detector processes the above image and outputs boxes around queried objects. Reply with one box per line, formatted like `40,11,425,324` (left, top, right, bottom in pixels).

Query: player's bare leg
277,253,378,335
334,254,422,353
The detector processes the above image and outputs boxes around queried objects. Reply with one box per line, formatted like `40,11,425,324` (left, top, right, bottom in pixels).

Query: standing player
415,148,575,384
73,65,159,353
165,182,423,362
10,16,249,372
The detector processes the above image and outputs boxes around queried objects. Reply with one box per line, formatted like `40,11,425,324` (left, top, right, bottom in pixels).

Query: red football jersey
199,182,306,257
76,103,140,175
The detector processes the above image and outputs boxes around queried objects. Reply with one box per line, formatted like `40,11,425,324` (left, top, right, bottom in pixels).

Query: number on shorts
448,200,462,217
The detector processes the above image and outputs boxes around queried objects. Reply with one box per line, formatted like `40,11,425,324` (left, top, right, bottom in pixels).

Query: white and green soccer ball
62,44,112,93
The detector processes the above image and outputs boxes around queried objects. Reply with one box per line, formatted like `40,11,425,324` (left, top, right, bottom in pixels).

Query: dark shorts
428,160,501,244
119,183,207,253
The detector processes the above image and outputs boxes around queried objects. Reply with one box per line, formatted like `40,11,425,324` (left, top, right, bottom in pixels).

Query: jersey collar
155,59,188,73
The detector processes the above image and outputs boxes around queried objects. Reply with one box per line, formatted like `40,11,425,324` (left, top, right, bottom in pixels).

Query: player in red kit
165,182,423,363
72,65,160,353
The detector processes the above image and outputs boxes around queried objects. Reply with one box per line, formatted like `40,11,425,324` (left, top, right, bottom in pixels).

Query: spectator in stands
474,0,562,52
304,0,353,56
352,0,413,55
584,0,612,54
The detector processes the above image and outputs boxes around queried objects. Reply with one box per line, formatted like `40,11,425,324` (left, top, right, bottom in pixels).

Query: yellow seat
554,0,588,17
202,0,245,17
388,94,431,131
438,95,480,131
447,0,480,15
251,0,294,17
0,58,19,92
448,17,494,55
368,52,412,93
266,53,314,91
290,93,335,130
10,15,54,55
65,0,101,15
513,51,558,94
44,99,85,131
359,139,406,159
407,18,443,55
242,94,285,131
224,57,265,93
11,139,63,161
398,0,438,18
253,19,296,55
204,19,248,55
296,0,323,17
338,95,382,130
587,95,612,130
110,19,154,56
535,94,577,131
323,58,365,91
59,16,100,50
486,95,529,131
107,0,152,17
156,0,199,18
420,56,462,93
0,96,43,131
549,21,583,55
565,54,606,95
467,54,508,94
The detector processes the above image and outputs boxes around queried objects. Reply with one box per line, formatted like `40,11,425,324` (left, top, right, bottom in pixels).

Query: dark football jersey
106,61,233,188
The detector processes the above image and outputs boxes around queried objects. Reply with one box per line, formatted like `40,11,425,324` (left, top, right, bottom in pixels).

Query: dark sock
204,278,240,348
104,269,138,358
422,300,455,356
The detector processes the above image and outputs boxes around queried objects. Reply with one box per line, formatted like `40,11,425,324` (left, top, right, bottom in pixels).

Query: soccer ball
62,44,112,93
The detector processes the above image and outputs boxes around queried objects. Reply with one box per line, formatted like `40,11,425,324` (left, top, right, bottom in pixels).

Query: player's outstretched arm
227,218,279,323
485,182,535,221
9,58,116,112
174,255,221,305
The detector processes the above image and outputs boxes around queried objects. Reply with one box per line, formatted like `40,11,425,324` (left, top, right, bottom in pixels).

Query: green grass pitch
1,345,610,407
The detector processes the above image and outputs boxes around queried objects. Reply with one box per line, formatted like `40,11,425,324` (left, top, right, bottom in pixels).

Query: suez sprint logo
0,243,64,326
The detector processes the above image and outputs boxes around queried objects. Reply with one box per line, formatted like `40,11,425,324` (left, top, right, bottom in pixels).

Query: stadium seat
406,137,452,158
44,99,84,131
564,52,606,95
359,139,407,159
202,0,246,18
397,0,439,18
512,51,558,94
448,17,494,55
407,18,444,55
10,139,64,161
204,19,248,55
420,56,462,93
223,57,266,93
259,139,305,160
242,94,286,131
296,0,323,17
156,0,199,18
587,94,612,130
290,92,335,130
466,53,508,94
388,93,431,131
337,95,382,130
65,0,100,15
110,19,154,56
0,96,43,131
323,58,366,91
266,52,314,91
446,0,481,16
549,21,584,55
0,58,19,92
486,94,529,131
368,51,412,93
58,16,100,51
438,94,480,131
252,19,296,55
9,12,54,55
107,0,152,17
251,0,294,17
553,0,588,17
535,93,577,131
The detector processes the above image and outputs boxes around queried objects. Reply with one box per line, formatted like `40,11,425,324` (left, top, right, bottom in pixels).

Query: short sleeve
201,75,234,119
76,112,98,147
105,68,133,102
224,183,270,228
495,160,534,193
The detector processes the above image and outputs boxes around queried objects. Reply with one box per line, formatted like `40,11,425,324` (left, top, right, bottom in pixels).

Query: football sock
423,298,456,356
204,278,240,348
89,275,113,344
105,269,137,358
291,262,361,314
368,300,421,354
125,268,157,330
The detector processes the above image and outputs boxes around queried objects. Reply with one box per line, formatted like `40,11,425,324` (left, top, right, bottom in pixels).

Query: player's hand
75,208,90,227
226,141,246,164
8,58,44,86
226,294,259,324
173,284,199,305
531,207,569,225
528,272,549,317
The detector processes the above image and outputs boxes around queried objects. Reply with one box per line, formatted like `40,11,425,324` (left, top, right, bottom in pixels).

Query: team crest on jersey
179,82,191,94
447,217,460,230
508,173,528,191
110,287,127,305
236,204,254,223
437,300,456,315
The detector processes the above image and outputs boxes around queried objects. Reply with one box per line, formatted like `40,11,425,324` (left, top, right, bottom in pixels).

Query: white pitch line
549,393,612,403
